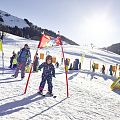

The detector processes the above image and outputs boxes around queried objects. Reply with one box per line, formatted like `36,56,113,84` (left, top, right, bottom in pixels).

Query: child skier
33,52,39,72
92,63,95,72
12,53,18,69
9,51,16,68
38,55,55,96
55,61,59,68
102,65,105,74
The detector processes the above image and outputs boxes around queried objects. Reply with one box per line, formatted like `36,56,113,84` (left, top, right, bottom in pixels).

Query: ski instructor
12,44,31,79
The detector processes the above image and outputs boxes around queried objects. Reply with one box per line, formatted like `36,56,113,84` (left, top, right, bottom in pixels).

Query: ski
53,96,57,98
43,94,57,98
37,91,45,97
37,92,56,98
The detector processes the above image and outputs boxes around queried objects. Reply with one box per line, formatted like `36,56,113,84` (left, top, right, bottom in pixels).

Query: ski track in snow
0,34,120,120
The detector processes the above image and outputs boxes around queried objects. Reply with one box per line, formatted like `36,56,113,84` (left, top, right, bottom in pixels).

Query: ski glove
38,67,41,71
52,75,56,78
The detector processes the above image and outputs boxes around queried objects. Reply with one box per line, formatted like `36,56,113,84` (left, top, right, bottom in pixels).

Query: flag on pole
37,34,62,48
37,34,51,48
24,34,51,94
55,37,62,46
0,40,3,52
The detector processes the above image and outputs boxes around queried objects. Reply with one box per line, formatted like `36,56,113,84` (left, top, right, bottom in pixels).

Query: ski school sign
24,33,69,97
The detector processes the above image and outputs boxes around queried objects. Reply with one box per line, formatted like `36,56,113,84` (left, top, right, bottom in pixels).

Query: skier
12,53,18,69
38,55,55,96
33,52,39,72
102,65,105,74
73,59,79,70
0,31,4,40
69,63,73,70
109,65,113,76
79,62,81,70
12,44,31,79
114,64,118,77
55,61,59,68
92,63,95,72
9,51,17,68
65,58,69,72
61,57,63,65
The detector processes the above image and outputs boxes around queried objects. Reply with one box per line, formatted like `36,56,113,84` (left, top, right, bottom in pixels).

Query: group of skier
10,44,55,96
8,43,119,96
92,63,119,76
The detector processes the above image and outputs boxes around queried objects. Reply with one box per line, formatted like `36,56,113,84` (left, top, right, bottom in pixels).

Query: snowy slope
0,10,29,28
0,33,120,120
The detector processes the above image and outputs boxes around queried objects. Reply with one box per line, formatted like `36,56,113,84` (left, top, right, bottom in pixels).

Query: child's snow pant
39,74,53,93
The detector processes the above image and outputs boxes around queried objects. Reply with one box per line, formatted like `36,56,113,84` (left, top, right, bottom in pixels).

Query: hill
0,10,79,45
102,43,120,55
107,43,120,55
0,33,120,120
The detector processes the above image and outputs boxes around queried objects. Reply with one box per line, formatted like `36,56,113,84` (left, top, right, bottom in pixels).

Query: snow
0,10,29,28
0,33,120,120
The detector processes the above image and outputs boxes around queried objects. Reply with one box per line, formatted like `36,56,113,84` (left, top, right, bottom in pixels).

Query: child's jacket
39,62,55,77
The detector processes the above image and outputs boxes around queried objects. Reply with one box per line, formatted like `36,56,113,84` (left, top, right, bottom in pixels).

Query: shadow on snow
79,70,116,81
0,93,44,116
27,97,68,120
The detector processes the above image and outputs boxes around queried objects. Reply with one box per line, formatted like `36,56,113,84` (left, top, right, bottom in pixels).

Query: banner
37,34,51,48
37,34,62,48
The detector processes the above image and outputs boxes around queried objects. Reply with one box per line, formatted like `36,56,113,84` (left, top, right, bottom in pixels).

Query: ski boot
46,91,53,96
37,90,43,95
11,75,17,78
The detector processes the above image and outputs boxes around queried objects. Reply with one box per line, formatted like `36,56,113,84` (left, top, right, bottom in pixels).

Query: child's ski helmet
46,55,52,62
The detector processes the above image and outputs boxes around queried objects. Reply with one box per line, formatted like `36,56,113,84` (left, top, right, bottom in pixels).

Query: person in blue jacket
38,55,55,96
12,44,31,79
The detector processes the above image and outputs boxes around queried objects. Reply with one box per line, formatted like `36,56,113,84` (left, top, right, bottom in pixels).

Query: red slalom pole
60,41,69,97
24,50,38,94
24,34,44,94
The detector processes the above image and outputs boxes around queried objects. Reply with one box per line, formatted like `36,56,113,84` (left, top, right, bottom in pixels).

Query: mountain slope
107,43,120,55
0,10,79,45
0,10,29,28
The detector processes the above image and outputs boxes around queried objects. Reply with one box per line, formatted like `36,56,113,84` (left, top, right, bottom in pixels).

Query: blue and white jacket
17,48,31,63
38,62,55,77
